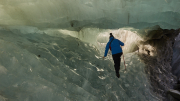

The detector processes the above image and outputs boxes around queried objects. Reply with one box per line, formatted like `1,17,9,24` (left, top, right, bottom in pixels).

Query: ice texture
0,0,179,100
0,0,179,29
0,27,158,101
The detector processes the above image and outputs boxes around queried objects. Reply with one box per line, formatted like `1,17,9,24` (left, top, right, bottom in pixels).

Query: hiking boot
116,73,120,78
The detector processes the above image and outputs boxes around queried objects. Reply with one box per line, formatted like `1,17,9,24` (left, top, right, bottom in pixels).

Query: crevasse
0,0,179,101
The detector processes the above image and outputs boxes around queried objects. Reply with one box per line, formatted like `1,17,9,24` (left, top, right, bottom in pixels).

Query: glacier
0,0,180,101
0,26,159,101
0,0,180,29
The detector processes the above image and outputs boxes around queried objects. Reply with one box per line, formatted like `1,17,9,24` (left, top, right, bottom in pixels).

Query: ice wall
0,0,180,29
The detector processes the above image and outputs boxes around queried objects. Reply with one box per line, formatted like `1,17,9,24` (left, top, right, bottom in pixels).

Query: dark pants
112,52,123,74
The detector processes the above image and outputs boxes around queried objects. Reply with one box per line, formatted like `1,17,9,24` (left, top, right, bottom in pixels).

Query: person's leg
112,53,122,78
118,52,123,70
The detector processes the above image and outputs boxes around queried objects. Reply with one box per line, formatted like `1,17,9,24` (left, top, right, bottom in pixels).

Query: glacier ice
0,26,159,101
0,0,180,29
0,0,179,101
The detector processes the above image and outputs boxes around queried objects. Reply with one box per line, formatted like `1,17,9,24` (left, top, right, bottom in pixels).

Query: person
103,33,124,78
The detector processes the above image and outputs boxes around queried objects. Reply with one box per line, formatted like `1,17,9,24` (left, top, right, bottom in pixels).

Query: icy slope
0,27,157,101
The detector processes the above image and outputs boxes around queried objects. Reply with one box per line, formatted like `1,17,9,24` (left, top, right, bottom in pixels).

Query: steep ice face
0,27,158,101
0,0,180,29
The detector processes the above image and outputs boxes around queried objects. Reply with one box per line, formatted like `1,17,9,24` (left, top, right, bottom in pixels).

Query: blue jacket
104,37,124,57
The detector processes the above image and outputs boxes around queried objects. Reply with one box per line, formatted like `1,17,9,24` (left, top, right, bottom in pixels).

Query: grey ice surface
0,27,158,101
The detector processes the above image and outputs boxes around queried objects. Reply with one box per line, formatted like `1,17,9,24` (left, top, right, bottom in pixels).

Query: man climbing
103,33,124,78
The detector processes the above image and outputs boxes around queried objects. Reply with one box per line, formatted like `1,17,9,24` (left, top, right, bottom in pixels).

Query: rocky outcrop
138,28,180,101
172,33,180,78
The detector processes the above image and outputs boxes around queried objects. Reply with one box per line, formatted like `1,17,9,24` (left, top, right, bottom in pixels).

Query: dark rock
173,84,180,91
168,89,180,100
178,78,180,84
138,28,179,101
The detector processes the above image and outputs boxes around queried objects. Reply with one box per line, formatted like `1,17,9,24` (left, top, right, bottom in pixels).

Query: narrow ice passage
0,0,179,100
0,27,158,101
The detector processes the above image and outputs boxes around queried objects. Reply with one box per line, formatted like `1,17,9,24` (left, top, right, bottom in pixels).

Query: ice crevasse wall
0,0,180,101
0,0,180,29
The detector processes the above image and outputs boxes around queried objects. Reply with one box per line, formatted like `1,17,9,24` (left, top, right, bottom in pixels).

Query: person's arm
104,42,110,58
118,40,124,46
